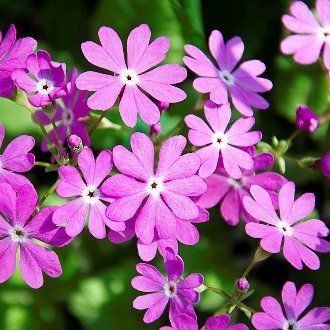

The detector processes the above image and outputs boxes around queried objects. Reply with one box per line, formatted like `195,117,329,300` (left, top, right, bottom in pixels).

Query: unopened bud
295,105,318,133
156,101,169,112
68,134,83,153
236,278,250,292
150,122,162,136
315,151,330,179
57,147,69,165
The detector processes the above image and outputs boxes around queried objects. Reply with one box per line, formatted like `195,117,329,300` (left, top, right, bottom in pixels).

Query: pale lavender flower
0,183,71,289
252,281,330,329
183,30,272,116
243,182,330,270
281,0,330,70
0,24,37,97
132,248,203,324
76,24,187,127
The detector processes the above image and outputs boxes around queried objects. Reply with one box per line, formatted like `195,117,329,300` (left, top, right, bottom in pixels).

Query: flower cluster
0,2,329,327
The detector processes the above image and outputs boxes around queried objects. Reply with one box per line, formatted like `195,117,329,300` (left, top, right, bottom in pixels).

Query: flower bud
57,147,69,165
315,151,330,178
68,134,83,153
150,122,162,136
236,278,250,292
156,101,169,112
295,105,318,133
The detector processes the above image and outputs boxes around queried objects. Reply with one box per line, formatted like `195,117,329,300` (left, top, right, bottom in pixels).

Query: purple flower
197,151,286,225
236,278,250,293
281,0,330,71
108,206,209,261
132,248,204,324
0,24,37,97
67,134,83,153
0,123,35,190
0,183,71,288
53,147,125,239
183,30,272,116
295,105,319,132
12,50,67,107
252,281,330,329
243,181,330,270
35,68,90,151
185,101,262,179
316,150,330,178
102,132,208,245
76,24,187,127
160,314,198,330
205,314,248,330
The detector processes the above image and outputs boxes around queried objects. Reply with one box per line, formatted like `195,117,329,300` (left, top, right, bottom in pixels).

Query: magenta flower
76,24,187,127
109,206,209,261
0,24,37,97
0,183,71,289
281,0,330,71
243,182,330,270
0,123,35,190
132,248,203,324
197,151,286,225
35,68,90,151
53,147,125,239
252,281,330,329
295,105,319,133
183,30,272,116
185,101,262,179
12,50,67,107
102,132,207,245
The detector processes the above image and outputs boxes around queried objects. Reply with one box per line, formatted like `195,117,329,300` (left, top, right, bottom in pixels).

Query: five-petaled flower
53,147,125,239
132,248,204,324
243,181,330,270
185,101,262,179
0,183,71,289
281,0,330,71
12,50,67,107
102,132,207,245
76,24,187,127
252,281,330,329
197,151,286,225
183,30,272,116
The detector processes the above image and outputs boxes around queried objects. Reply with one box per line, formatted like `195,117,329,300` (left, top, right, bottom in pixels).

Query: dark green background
0,0,329,329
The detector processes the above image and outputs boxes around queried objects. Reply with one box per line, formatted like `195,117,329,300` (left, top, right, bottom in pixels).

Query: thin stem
37,180,58,208
51,119,62,147
89,111,108,136
35,161,53,168
241,261,256,279
286,130,300,147
205,286,231,299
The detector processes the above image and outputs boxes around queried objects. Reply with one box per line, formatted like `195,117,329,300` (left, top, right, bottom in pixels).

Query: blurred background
0,0,329,329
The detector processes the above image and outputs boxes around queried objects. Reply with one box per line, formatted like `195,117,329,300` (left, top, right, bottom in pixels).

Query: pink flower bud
315,151,330,178
156,101,169,112
150,122,162,136
68,134,83,153
57,147,69,165
236,278,250,292
295,105,318,133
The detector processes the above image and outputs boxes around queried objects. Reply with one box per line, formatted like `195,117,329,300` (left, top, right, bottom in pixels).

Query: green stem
286,130,300,147
205,286,231,299
35,161,53,168
37,180,58,208
51,119,62,147
89,111,108,136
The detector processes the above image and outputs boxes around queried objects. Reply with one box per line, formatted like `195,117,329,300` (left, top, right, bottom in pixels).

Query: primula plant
0,0,329,329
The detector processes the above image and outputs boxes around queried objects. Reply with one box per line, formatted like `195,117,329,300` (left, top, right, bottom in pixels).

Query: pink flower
185,101,262,179
295,105,318,132
252,281,330,329
183,31,272,116
108,206,209,261
132,248,204,324
76,24,187,127
53,147,125,239
197,151,287,225
12,50,67,107
102,132,207,245
243,182,330,270
0,183,71,289
35,68,90,151
0,123,35,190
281,0,330,71
0,24,37,97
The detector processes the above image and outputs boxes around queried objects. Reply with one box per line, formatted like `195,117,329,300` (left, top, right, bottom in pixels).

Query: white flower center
164,281,177,298
120,69,139,86
9,225,27,243
146,177,164,198
36,78,54,95
228,177,245,189
62,108,73,126
219,70,235,85
212,132,228,150
317,26,330,41
82,185,100,205
277,221,293,236
283,319,299,330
